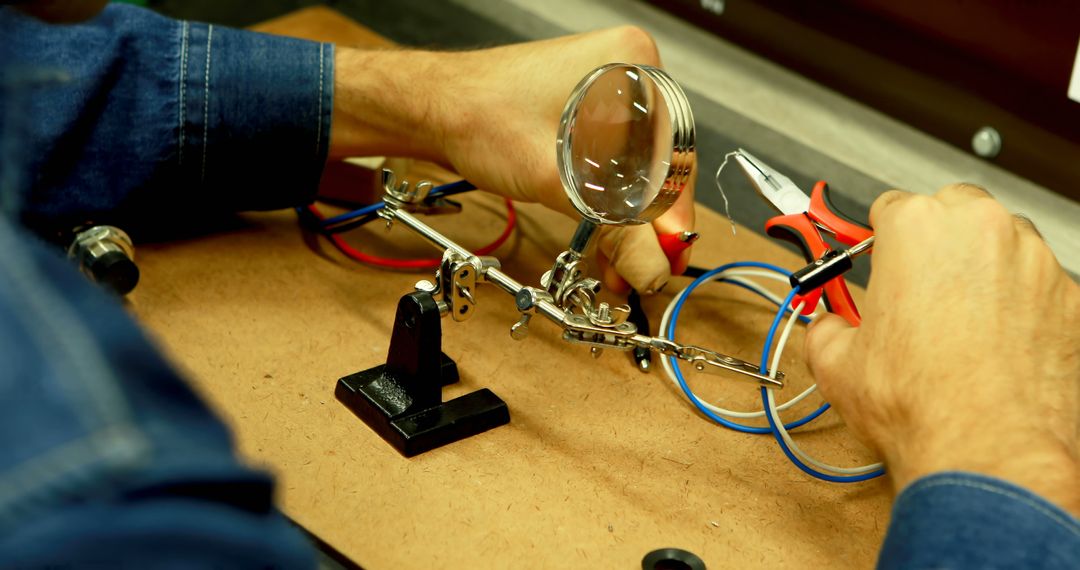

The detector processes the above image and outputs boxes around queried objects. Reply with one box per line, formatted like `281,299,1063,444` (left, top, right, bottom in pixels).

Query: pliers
733,149,873,326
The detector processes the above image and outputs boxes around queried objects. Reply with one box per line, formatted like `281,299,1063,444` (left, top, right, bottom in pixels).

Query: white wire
658,270,819,418
661,268,882,475
765,302,884,475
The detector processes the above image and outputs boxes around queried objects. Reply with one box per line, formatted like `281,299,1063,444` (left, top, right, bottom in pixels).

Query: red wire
305,199,517,269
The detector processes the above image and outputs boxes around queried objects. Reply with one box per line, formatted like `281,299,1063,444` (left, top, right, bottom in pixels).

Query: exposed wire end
714,152,740,236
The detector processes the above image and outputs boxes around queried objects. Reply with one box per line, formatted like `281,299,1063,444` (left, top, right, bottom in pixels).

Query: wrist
885,426,1080,517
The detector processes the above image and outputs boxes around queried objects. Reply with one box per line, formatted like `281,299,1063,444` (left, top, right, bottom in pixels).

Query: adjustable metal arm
377,174,783,388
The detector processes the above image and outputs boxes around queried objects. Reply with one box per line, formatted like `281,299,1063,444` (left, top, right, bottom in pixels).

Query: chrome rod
386,207,522,296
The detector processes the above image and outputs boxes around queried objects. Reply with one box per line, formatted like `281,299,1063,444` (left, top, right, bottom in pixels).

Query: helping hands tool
382,64,777,386
337,64,784,456
733,149,873,325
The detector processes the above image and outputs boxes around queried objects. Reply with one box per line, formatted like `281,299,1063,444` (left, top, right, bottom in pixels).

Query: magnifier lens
558,64,690,225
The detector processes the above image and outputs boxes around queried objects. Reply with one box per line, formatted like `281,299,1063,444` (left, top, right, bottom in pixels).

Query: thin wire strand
714,151,740,236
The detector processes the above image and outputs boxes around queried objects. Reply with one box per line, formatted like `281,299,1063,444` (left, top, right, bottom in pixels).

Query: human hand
804,184,1079,516
331,27,695,293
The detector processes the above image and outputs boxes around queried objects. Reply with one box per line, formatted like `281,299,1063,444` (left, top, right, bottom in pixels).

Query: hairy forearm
330,46,454,161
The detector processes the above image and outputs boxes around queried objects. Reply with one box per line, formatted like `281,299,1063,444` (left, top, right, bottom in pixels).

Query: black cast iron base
335,291,509,457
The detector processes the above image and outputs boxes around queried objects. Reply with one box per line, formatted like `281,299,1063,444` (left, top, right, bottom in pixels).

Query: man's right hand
804,184,1080,516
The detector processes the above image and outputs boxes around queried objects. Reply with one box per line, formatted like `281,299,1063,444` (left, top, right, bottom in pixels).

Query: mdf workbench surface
130,8,890,569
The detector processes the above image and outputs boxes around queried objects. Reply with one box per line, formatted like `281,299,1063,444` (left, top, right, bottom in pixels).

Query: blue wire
717,278,811,325
672,269,884,482
760,386,884,482
319,180,477,228
425,179,479,197
758,288,885,482
320,201,383,226
666,262,829,434
759,287,803,378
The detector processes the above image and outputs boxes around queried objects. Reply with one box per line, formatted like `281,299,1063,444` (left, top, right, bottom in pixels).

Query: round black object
89,250,140,296
642,548,706,570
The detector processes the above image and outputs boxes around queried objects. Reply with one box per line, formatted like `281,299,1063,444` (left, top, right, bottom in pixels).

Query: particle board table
130,7,891,569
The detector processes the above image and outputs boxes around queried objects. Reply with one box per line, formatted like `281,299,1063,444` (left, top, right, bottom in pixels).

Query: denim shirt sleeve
879,471,1080,569
0,4,333,232
0,213,315,568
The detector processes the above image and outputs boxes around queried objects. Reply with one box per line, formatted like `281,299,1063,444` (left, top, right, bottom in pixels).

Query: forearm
327,30,656,212
331,47,451,162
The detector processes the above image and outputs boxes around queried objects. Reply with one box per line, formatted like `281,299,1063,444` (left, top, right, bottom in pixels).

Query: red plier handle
765,181,872,326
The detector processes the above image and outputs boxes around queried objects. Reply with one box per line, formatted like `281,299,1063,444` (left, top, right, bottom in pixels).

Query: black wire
626,266,710,371
683,265,708,279
295,206,322,231
432,185,475,198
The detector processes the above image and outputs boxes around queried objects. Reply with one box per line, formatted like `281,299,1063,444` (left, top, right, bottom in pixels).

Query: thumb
597,223,670,294
596,178,697,294
804,313,857,399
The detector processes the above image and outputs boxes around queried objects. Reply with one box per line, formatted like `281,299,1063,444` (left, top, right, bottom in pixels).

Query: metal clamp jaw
377,170,784,388
381,169,463,217
414,250,500,323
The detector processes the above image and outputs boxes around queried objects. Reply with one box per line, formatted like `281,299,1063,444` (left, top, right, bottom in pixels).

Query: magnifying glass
556,63,695,252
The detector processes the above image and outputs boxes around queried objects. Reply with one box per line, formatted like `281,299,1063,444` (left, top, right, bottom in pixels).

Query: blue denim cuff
1,4,333,229
879,471,1080,569
178,21,333,212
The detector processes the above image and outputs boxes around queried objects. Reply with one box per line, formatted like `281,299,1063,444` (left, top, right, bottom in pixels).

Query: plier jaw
732,149,811,217
733,149,874,326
